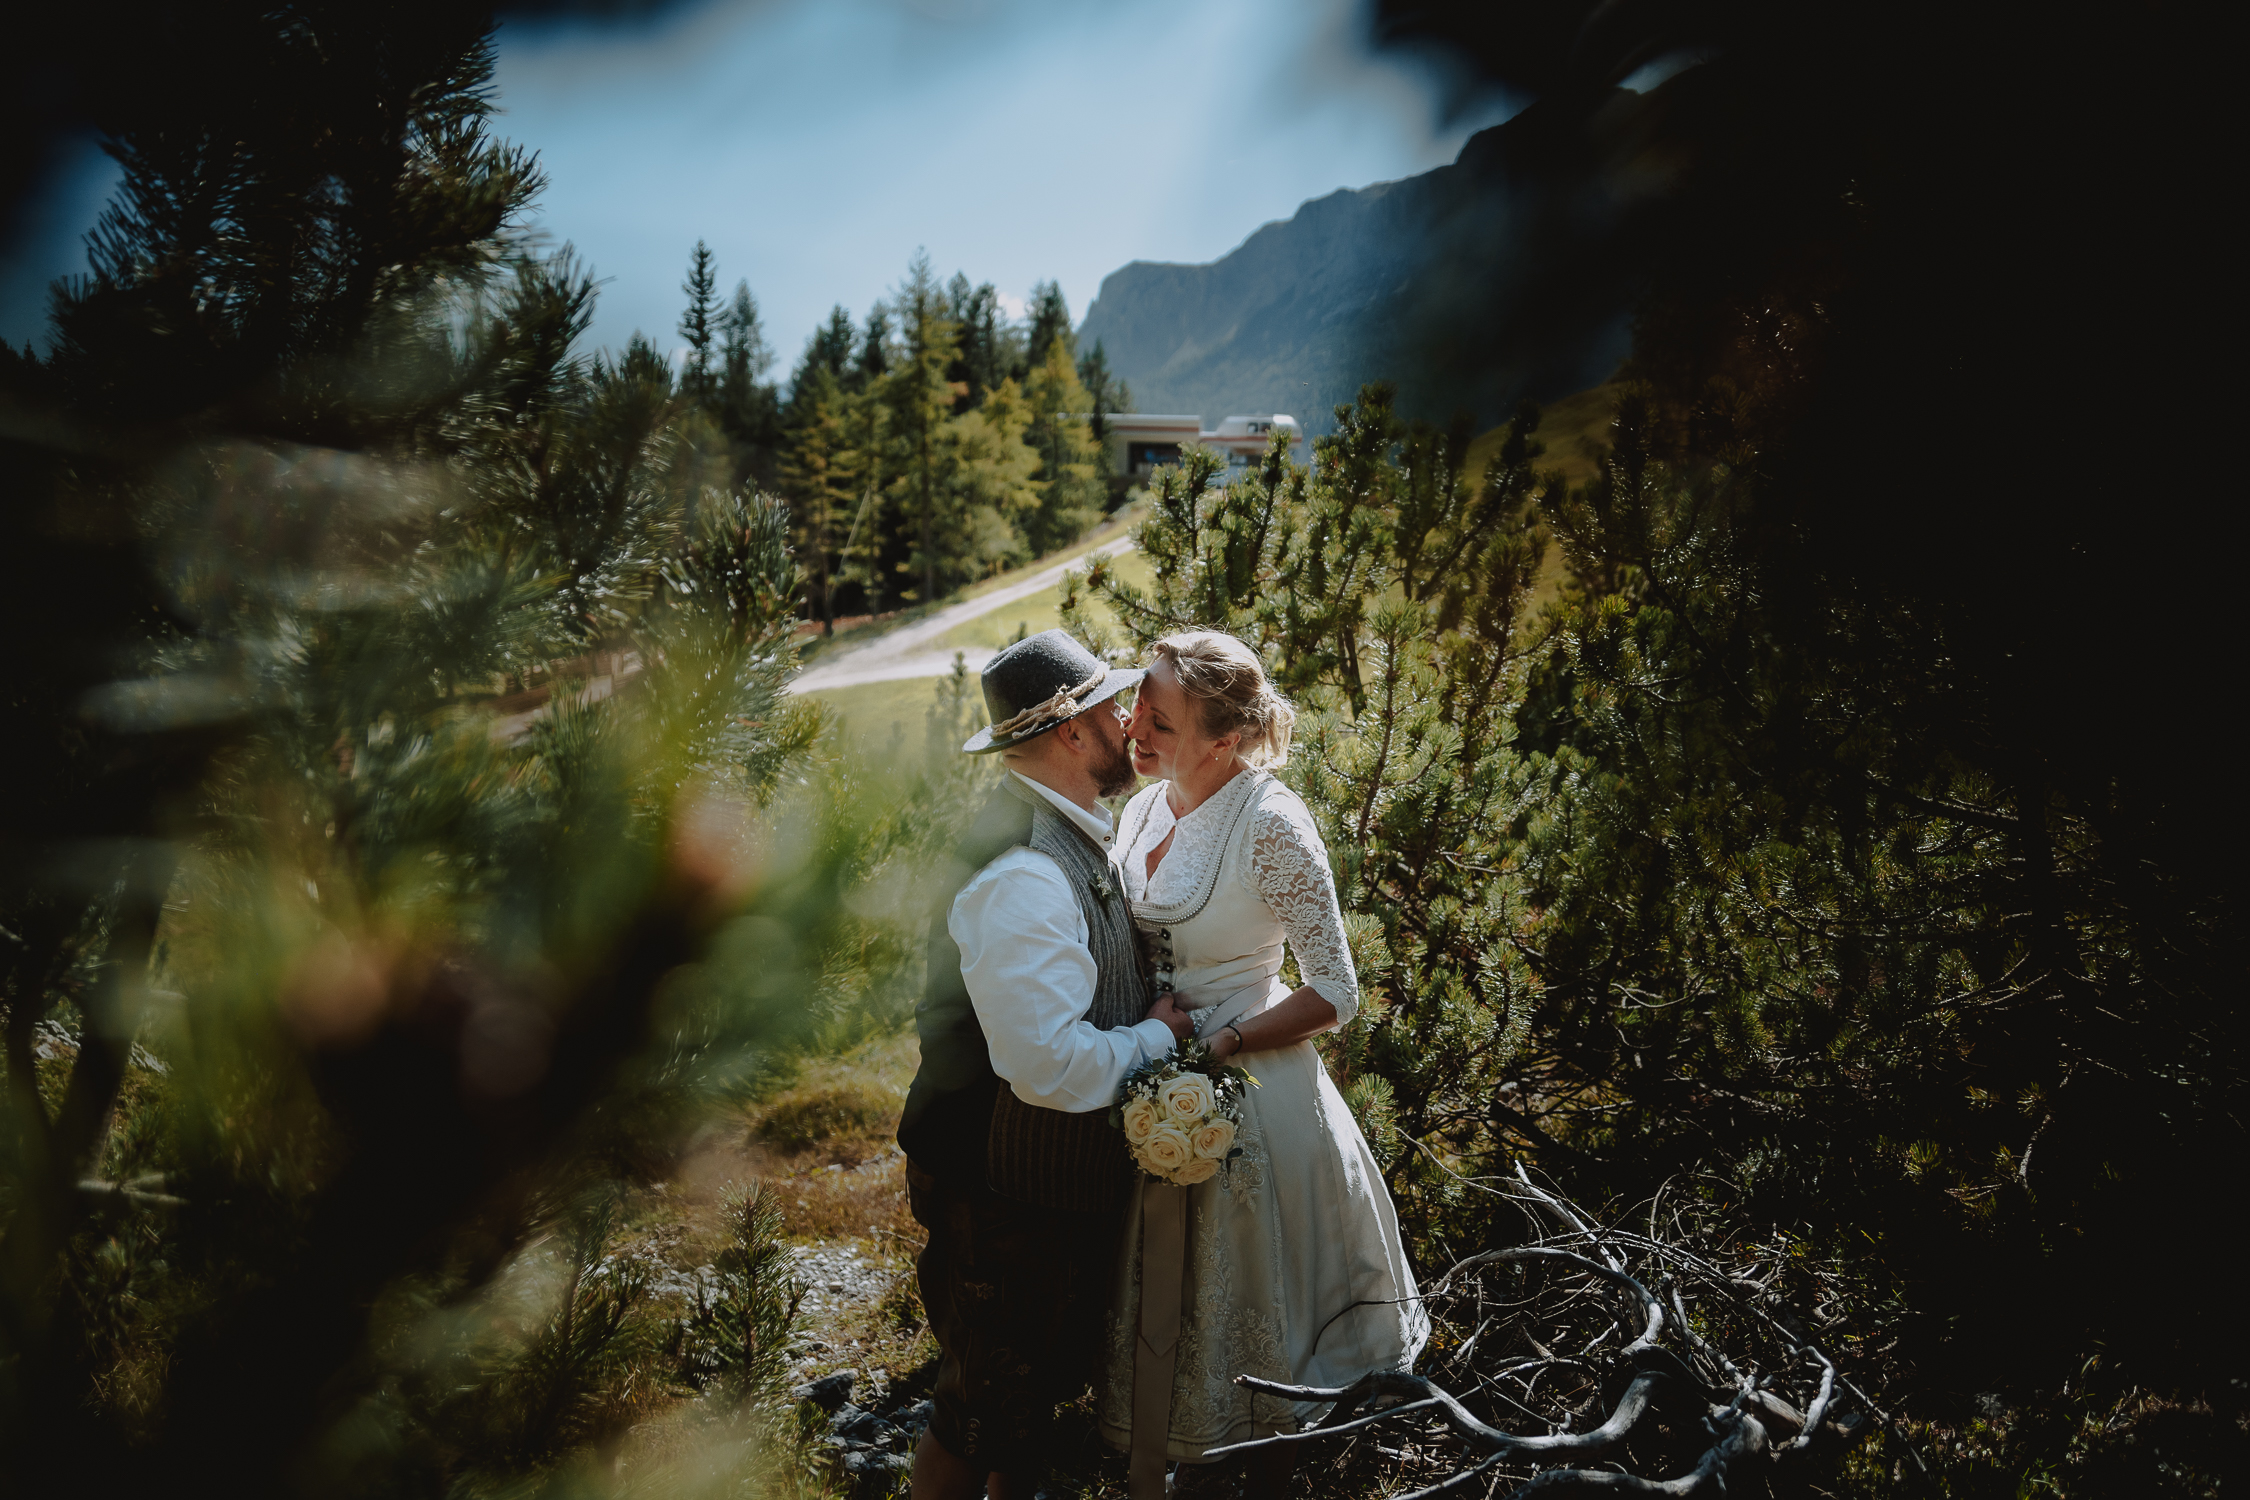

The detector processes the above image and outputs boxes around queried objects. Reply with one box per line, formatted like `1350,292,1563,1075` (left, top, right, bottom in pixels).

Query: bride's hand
1205,1024,1242,1060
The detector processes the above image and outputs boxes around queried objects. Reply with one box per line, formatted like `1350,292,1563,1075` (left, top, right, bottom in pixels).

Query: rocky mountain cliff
1077,85,1676,434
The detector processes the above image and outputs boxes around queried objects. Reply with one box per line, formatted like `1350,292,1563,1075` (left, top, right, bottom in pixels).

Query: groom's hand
1146,994,1193,1043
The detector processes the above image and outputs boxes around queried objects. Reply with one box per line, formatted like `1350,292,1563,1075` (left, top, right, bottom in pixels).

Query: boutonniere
1090,872,1116,909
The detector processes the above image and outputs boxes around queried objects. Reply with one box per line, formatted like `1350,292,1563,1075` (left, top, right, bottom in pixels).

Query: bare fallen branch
76,1173,188,1209
1435,1245,1664,1355
1511,1405,1772,1495
1212,1169,1871,1498
1787,1345,1837,1454
1209,1366,1674,1462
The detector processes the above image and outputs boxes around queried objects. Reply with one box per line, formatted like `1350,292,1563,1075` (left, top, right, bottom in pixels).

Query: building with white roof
1102,412,1305,479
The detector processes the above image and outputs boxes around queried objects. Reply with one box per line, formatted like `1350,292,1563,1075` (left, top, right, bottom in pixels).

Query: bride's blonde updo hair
1148,630,1297,768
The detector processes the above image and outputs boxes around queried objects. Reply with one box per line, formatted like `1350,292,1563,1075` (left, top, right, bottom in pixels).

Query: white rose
1121,1095,1161,1144
1141,1125,1193,1175
1191,1119,1237,1160
1160,1073,1217,1124
1173,1156,1220,1185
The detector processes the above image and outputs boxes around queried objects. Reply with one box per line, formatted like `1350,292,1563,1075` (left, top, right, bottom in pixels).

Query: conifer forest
0,2,2236,1497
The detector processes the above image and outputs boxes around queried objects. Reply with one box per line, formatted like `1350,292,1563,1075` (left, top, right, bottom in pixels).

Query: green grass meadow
927,546,1153,653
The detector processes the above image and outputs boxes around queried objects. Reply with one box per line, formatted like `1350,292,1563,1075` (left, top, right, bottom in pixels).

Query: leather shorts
906,1159,1125,1478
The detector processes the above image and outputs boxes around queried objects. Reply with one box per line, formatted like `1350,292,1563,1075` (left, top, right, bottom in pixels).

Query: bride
1101,630,1427,1495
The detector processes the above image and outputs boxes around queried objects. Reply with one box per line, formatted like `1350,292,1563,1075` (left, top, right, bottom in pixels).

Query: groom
900,629,1190,1500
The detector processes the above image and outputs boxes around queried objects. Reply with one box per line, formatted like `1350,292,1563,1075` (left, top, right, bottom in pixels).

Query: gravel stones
793,1369,858,1412
787,1243,892,1324
795,1362,937,1498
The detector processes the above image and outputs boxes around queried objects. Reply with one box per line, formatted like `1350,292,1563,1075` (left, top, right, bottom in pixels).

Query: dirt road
785,538,1137,695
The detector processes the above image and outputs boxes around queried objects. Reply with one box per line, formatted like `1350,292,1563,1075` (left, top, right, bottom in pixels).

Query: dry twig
1206,1166,1870,1496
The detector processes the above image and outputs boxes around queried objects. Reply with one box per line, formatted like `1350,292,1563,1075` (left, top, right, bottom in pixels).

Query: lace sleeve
1245,794,1360,1025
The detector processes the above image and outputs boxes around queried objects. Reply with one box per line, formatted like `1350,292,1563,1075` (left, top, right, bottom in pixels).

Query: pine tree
1077,337,1130,450
945,270,975,324
677,239,720,401
780,309,865,625
716,277,778,481
1076,359,2249,1486
857,301,891,387
798,304,856,392
945,276,1014,408
1025,279,1073,370
720,280,773,398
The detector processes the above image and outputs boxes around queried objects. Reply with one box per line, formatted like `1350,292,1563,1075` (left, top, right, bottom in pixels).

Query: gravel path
787,1242,897,1335
787,537,1136,695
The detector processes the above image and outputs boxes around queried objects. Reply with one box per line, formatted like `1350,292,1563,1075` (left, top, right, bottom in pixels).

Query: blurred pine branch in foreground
0,6,995,1493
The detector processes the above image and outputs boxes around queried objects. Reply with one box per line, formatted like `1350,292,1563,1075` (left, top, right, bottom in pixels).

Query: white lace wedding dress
1100,767,1428,1461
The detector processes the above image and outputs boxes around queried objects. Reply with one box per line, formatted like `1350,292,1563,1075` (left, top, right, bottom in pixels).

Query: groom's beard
1089,726,1138,799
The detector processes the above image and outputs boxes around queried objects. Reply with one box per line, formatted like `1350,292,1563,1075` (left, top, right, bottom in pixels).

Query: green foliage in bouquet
1114,1035,1260,1119
1114,1039,1257,1185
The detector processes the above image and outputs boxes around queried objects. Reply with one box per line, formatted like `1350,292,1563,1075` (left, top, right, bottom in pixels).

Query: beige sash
1128,987,1277,1496
1130,1180,1190,1499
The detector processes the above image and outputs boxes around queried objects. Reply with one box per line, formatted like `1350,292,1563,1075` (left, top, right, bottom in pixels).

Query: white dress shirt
949,771,1175,1112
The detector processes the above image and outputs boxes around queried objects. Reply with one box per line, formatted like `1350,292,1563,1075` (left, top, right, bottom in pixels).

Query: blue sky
2,0,1518,369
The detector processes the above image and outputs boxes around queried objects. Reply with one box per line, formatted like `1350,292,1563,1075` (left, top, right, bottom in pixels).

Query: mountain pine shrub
1068,377,2244,1492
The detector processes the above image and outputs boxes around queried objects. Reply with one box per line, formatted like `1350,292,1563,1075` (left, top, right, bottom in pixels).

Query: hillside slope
1465,378,1617,491
1077,85,1679,434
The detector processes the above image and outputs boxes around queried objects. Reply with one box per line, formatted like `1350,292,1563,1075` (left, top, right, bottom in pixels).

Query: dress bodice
1117,769,1359,1028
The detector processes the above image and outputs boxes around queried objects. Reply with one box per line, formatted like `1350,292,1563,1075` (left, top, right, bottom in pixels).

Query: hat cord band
987,664,1111,741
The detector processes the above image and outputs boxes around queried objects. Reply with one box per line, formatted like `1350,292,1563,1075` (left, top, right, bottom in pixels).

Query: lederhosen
899,776,1148,1474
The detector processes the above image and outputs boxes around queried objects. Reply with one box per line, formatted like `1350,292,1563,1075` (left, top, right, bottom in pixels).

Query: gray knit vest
1021,788,1148,1034
984,779,1148,1213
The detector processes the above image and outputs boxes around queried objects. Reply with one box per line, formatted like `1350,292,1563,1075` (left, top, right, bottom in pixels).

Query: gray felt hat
961,629,1146,754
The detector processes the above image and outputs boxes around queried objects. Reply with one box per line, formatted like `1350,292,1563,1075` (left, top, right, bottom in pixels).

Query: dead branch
1212,1167,1872,1497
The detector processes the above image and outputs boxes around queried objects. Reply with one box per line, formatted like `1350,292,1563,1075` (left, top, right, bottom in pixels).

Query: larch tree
837,302,893,610
856,301,890,387
1021,337,1105,554
938,373,1041,579
883,254,960,606
780,364,861,633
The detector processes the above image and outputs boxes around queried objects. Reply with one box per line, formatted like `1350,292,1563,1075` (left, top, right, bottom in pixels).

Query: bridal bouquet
1111,1041,1256,1186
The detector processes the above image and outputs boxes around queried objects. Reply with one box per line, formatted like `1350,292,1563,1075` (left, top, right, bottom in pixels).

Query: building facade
1104,412,1305,479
